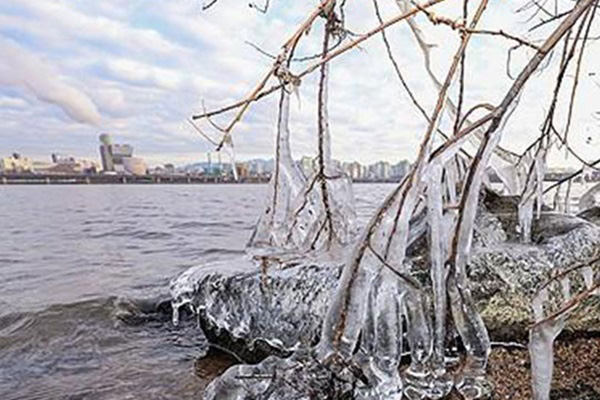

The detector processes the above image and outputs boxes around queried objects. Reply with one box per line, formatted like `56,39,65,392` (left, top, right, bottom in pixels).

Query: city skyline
1,2,598,168
0,147,413,179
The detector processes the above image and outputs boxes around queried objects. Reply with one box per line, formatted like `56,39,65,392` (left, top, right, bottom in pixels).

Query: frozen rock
203,349,359,400
578,206,600,226
170,253,344,361
579,182,600,212
171,193,600,360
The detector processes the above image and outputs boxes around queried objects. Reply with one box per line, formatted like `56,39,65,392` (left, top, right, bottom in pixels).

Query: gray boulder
170,194,600,357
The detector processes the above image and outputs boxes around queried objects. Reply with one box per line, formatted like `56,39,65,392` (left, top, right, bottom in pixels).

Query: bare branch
249,0,270,13
192,0,447,126
187,118,219,146
201,0,220,11
466,28,542,50
563,0,598,144
543,157,600,194
531,281,600,329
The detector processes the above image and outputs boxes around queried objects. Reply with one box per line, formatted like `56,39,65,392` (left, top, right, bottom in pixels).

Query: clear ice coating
175,1,599,398
171,190,600,399
248,62,356,254
246,89,308,251
286,24,356,253
580,181,600,211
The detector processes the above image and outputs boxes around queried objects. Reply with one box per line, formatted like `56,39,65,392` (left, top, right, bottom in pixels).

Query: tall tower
99,133,114,172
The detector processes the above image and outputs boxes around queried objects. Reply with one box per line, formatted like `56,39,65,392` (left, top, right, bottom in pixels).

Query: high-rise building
342,161,363,180
391,160,410,179
99,133,114,172
98,134,145,175
369,161,392,180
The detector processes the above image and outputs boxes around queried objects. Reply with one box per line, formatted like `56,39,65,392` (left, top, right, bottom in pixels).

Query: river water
0,184,393,399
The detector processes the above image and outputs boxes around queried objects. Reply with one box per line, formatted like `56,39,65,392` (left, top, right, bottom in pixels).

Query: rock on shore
171,193,600,357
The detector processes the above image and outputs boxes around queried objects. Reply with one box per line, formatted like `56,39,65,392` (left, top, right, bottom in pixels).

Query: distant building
299,156,315,178
248,160,264,176
32,160,55,173
43,154,99,174
99,133,114,171
122,157,147,176
98,134,146,176
369,161,392,180
246,159,274,177
236,162,249,179
163,164,176,174
391,160,410,179
0,153,33,173
342,161,363,180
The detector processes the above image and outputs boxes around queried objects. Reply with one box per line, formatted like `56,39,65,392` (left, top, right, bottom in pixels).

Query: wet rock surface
171,193,600,399
171,255,344,359
172,194,600,354
578,206,600,226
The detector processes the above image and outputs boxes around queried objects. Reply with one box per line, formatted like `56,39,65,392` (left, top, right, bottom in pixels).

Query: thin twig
187,118,219,146
543,157,600,194
536,254,600,295
249,0,270,13
531,281,600,329
192,0,447,122
466,28,542,50
454,0,469,136
563,0,598,144
202,0,219,11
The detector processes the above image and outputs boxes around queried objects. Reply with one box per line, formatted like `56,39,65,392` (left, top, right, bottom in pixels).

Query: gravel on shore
193,337,600,399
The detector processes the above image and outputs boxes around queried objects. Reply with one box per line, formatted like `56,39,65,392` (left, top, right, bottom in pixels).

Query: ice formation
580,182,600,211
247,28,356,254
171,191,600,399
247,89,308,251
176,1,599,399
528,251,600,400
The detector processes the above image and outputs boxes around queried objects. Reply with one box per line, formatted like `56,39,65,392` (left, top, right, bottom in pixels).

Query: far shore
1,172,596,185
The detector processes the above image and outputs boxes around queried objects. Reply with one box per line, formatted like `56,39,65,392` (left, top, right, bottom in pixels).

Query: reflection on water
0,184,391,399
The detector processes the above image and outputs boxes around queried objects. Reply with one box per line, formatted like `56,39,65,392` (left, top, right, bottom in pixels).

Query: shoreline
0,174,409,185
2,173,594,186
0,173,269,185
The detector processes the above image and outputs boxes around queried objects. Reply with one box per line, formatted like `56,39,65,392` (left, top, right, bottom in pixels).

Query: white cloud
104,59,183,90
0,36,101,125
0,0,598,167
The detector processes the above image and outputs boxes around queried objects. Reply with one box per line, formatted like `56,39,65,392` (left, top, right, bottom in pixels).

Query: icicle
552,185,562,212
449,95,521,400
517,144,547,243
357,269,404,400
217,132,239,181
172,303,180,326
529,289,566,400
518,195,535,243
247,89,307,251
283,20,356,253
534,150,547,218
581,266,594,290
564,179,573,214
560,277,572,301
424,161,453,398
444,158,459,206
402,285,434,400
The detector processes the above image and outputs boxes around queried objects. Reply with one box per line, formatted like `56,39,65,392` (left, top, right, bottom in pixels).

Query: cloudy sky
0,0,598,167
